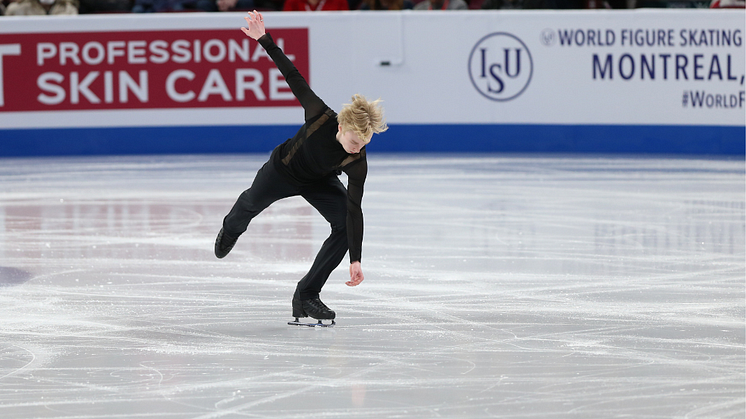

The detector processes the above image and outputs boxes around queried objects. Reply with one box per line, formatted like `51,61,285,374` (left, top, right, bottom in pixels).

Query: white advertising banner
0,10,743,155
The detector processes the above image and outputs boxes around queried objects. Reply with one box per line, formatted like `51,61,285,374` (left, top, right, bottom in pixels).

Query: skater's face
337,125,369,155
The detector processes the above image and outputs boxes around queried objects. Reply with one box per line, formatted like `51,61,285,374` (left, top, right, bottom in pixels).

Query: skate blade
288,318,335,328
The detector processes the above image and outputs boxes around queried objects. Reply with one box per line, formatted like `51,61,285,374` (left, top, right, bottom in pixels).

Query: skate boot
214,228,238,259
292,296,336,320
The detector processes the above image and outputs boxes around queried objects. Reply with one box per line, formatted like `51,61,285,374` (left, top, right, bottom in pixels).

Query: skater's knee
238,189,255,204
327,204,347,231
331,220,346,233
328,211,346,231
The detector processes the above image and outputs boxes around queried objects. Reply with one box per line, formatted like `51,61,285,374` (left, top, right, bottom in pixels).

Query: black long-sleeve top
258,34,366,263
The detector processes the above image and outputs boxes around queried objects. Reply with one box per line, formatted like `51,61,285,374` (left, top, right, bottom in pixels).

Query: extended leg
216,162,298,258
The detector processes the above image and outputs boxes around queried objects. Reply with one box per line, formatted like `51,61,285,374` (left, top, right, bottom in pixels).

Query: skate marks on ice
344,156,744,417
0,155,743,418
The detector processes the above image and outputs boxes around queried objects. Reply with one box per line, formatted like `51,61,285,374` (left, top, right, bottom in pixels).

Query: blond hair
337,94,388,144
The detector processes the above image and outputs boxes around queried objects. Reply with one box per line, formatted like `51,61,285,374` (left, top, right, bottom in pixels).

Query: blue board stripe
0,124,742,156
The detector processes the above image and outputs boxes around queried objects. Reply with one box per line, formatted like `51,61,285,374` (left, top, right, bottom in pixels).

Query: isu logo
468,32,533,102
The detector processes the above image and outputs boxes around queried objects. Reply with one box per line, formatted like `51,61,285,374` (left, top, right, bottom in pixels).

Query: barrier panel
0,10,743,156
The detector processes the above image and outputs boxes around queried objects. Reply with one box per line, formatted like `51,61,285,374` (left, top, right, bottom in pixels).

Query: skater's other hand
241,11,266,41
347,262,364,286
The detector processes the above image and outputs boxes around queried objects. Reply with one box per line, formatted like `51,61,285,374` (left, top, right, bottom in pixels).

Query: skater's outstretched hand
347,262,364,287
241,11,266,41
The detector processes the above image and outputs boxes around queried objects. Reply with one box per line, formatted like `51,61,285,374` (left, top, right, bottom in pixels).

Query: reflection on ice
0,200,315,262
0,155,743,418
0,267,31,286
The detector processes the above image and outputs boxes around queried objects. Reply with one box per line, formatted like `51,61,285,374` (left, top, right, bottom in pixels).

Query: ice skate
214,228,238,259
289,296,336,327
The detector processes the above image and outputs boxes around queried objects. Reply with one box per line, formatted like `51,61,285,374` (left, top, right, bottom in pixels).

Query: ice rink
0,154,743,418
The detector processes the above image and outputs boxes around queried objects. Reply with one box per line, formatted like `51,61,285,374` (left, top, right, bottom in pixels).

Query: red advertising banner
0,28,308,112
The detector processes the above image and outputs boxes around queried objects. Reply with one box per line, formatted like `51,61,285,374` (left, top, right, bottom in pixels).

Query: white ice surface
0,154,743,418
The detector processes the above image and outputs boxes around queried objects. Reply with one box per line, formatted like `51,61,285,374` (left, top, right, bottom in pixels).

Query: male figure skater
215,11,388,322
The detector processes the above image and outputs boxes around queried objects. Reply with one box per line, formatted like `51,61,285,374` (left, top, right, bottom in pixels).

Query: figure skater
215,11,388,323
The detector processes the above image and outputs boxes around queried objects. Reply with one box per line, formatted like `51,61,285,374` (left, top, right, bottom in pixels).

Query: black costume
219,34,367,312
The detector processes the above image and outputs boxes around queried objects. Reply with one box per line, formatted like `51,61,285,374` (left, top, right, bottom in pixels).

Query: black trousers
222,162,348,300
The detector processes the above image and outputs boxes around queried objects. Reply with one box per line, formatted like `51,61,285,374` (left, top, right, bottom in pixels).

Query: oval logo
468,33,533,102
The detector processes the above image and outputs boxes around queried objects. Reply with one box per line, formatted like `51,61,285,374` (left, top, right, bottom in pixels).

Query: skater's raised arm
241,11,327,121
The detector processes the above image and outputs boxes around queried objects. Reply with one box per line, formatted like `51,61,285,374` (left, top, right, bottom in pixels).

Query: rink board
1,123,743,156
0,10,743,155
